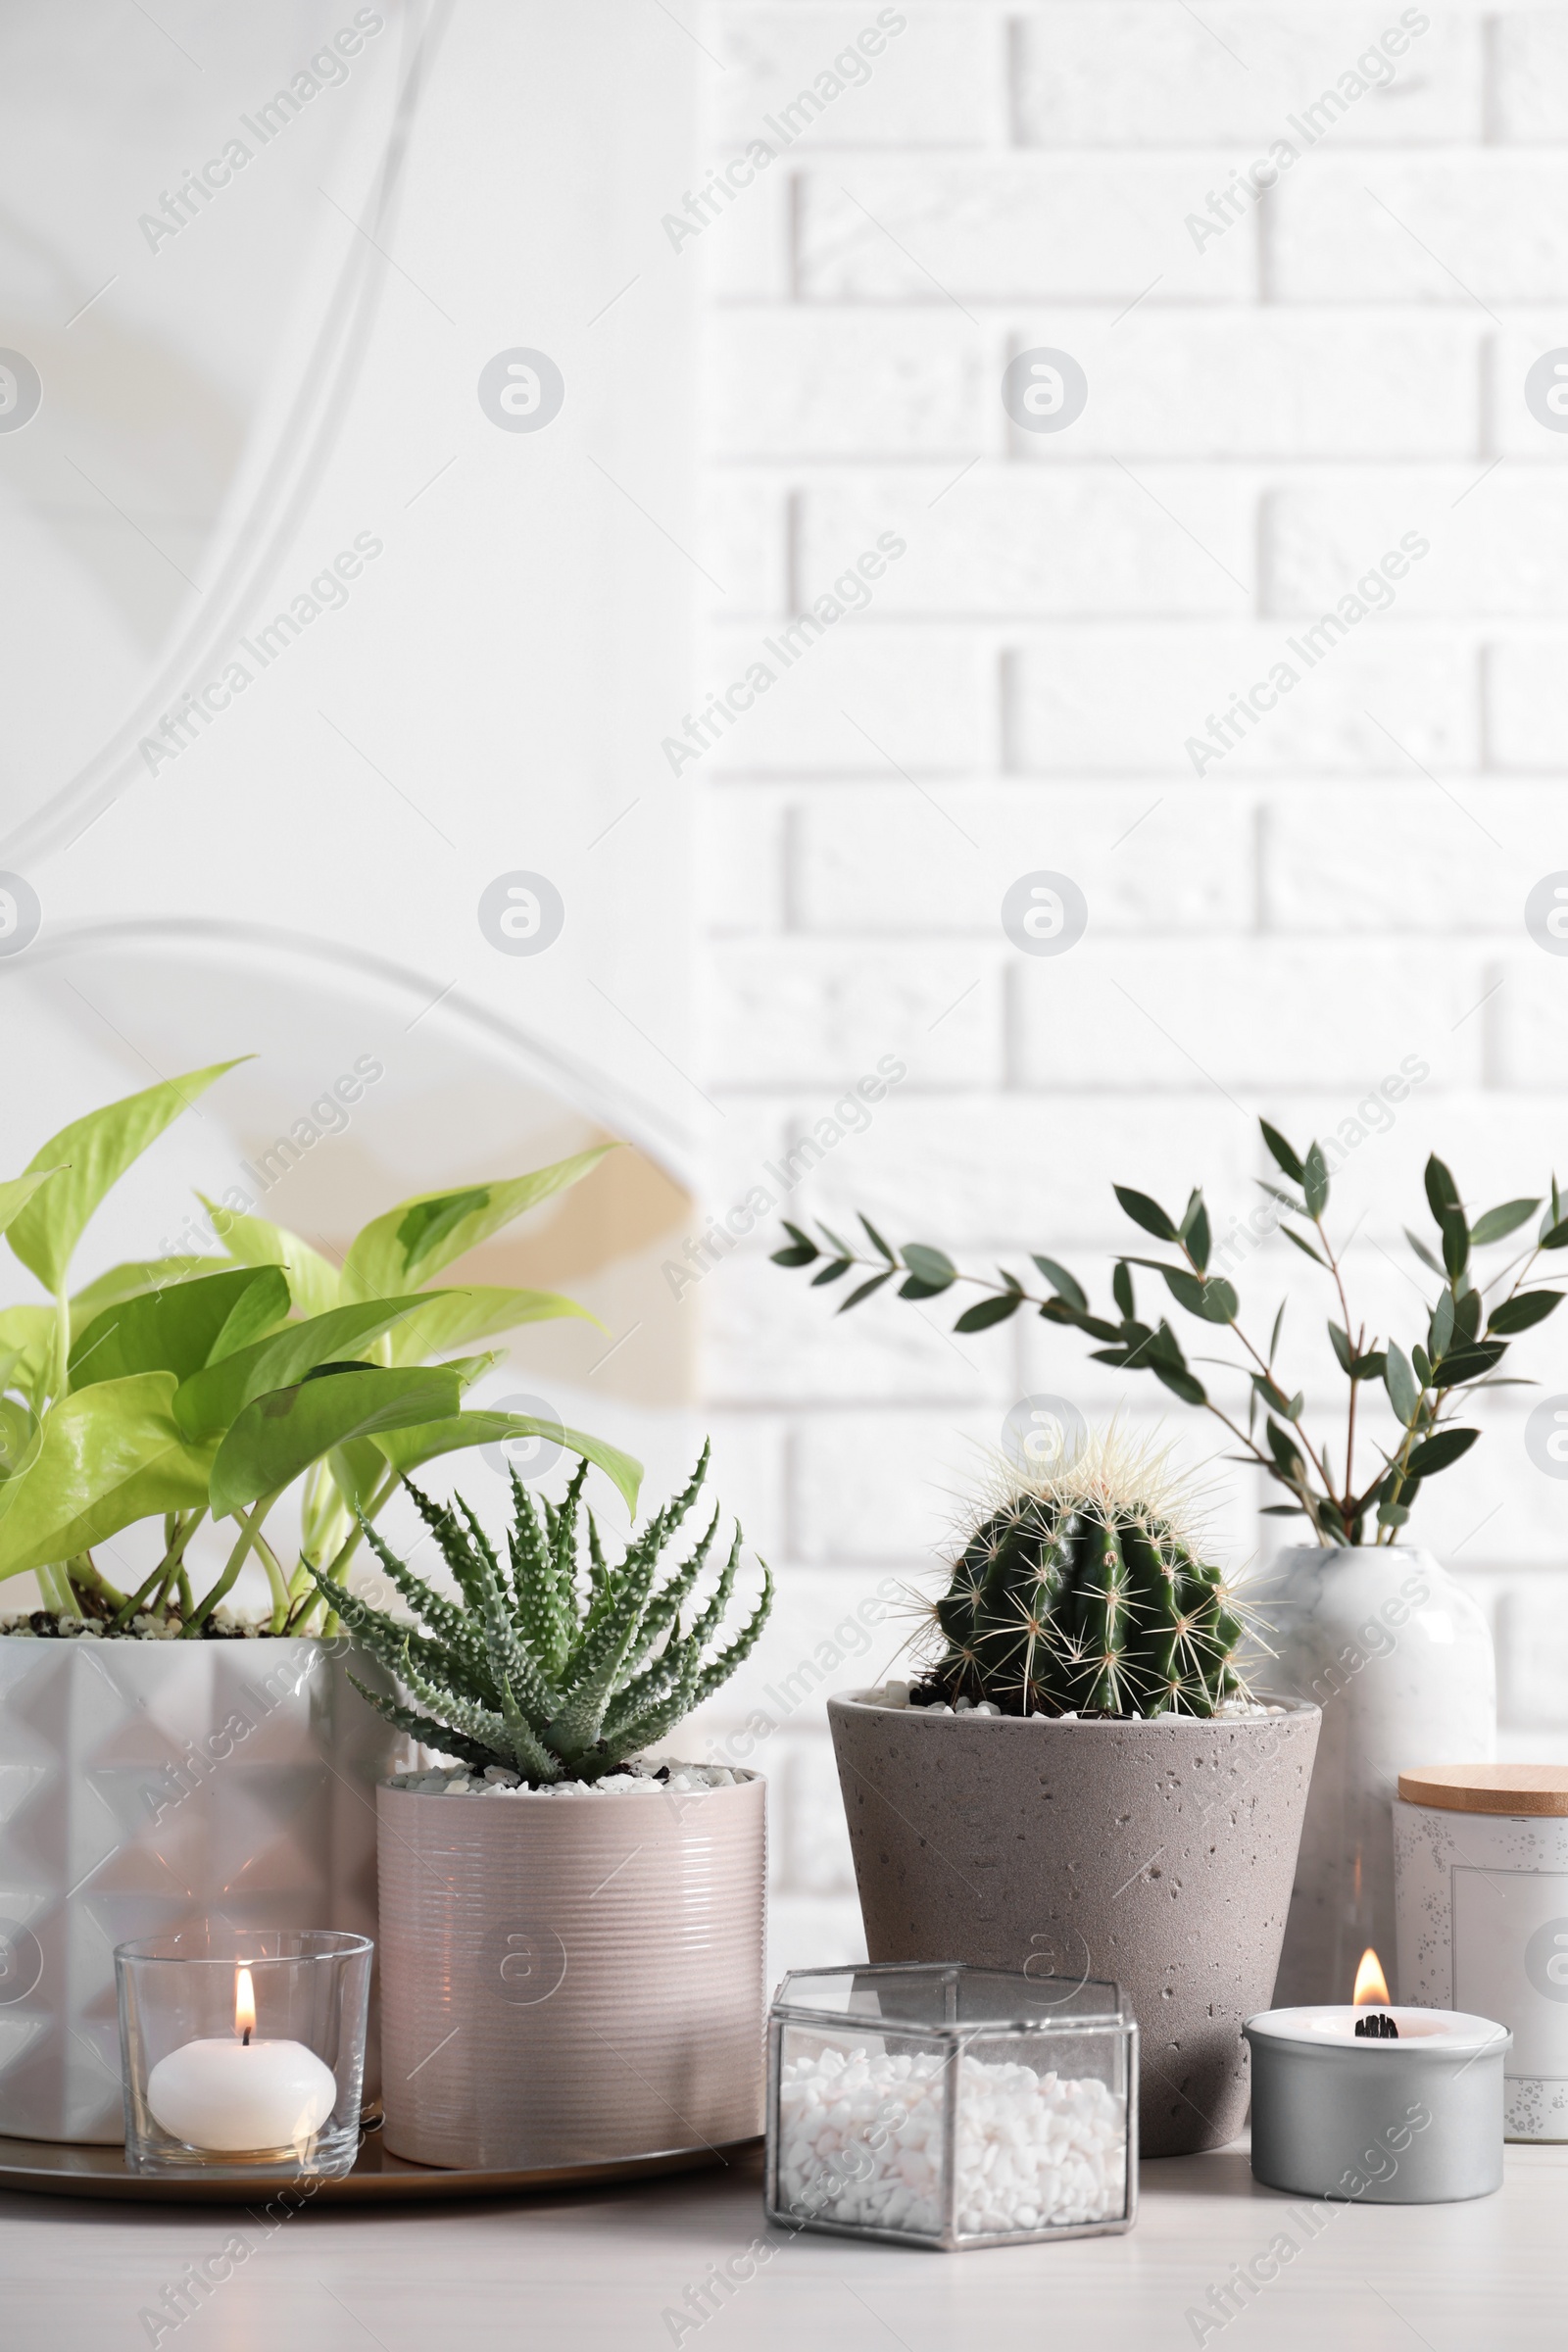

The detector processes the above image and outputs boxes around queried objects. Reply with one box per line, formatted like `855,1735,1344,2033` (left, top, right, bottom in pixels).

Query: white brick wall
693,0,1568,1976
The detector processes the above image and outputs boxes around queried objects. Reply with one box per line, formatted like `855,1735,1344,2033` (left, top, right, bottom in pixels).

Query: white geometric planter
0,1637,406,2143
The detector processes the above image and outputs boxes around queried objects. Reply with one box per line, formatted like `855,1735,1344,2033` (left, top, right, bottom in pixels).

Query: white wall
5,0,1566,1991
689,2,1568,1970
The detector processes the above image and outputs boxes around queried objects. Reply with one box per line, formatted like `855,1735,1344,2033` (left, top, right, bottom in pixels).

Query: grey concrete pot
829,1692,1320,2159
376,1773,766,2169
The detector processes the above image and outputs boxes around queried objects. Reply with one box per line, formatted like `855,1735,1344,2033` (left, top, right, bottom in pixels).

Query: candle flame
235,1965,256,2042
1352,1947,1391,2007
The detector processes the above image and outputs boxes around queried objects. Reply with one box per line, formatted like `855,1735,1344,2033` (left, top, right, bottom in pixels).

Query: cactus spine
918,1444,1250,1720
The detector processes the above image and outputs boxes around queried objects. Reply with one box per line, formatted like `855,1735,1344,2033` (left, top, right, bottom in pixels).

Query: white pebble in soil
776,2045,1126,2240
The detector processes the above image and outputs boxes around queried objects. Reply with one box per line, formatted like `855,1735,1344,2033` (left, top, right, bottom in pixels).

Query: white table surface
2,2136,1562,2351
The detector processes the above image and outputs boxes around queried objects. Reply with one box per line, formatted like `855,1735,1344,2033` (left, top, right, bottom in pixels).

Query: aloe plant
318,1444,772,1783
0,1062,640,1632
770,1118,1568,1546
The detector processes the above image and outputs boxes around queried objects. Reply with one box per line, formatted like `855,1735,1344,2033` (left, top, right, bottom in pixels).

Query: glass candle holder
765,1962,1138,2250
115,1926,371,2179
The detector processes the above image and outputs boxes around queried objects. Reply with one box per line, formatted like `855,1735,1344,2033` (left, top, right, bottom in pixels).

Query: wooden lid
1398,1764,1568,1817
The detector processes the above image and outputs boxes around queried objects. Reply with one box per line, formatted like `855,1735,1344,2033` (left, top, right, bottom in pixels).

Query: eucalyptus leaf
902,1244,956,1286
770,1242,818,1269
1471,1199,1540,1248
1439,1204,1470,1279
1428,1291,1454,1360
859,1213,897,1265
1259,1120,1305,1184
1113,1186,1179,1243
1402,1427,1479,1479
1302,1142,1330,1219
1181,1193,1211,1273
1281,1225,1327,1268
1032,1255,1087,1311
954,1294,1022,1334
1428,1342,1506,1391
1382,1345,1419,1411
1487,1291,1562,1336
1425,1154,1460,1224
1150,1358,1206,1406
1404,1228,1446,1276
839,1269,895,1313
7,1060,246,1296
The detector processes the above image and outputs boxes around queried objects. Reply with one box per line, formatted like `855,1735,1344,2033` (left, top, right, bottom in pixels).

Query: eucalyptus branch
771,1129,1568,1548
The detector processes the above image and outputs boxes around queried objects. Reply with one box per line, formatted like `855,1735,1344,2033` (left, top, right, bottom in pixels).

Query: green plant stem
286,1470,402,1634
107,1509,209,1632
65,1552,127,1614
34,1559,74,1616
255,1527,292,1633
181,1494,282,1637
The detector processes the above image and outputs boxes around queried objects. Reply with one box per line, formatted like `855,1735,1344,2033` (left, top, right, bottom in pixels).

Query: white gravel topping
860,1684,1282,1721
0,1606,270,1642
386,1760,747,1797
777,2044,1127,2238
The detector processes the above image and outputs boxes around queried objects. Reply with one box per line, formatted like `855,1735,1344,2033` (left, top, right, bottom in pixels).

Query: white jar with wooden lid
1395,1764,1568,2141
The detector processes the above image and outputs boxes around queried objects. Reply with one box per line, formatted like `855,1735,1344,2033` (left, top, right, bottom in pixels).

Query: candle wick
1353,2011,1398,2038
242,2027,252,2047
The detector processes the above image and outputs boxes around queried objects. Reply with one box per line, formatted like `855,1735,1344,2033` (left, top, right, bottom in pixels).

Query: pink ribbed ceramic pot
376,1774,766,2169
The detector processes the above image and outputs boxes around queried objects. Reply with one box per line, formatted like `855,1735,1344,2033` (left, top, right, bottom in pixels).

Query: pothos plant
770,1117,1568,1547
0,1059,639,1634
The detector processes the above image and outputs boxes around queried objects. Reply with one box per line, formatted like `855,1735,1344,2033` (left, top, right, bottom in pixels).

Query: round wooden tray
0,2124,761,2204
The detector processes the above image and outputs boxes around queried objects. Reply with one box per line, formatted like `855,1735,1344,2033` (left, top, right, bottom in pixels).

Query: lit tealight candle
1244,1947,1511,2205
146,1966,338,2155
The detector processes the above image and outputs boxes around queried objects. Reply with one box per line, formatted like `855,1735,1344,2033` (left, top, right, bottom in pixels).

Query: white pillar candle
146,1966,338,2154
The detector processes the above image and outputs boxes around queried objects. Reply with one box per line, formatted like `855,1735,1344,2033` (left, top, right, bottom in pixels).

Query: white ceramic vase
0,1636,406,2143
1266,1544,1495,2008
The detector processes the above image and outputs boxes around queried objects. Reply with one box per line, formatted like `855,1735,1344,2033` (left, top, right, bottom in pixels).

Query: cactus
916,1441,1253,1720
311,1443,772,1783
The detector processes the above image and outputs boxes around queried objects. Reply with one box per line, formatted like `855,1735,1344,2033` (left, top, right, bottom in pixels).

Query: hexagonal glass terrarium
765,1962,1138,2250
